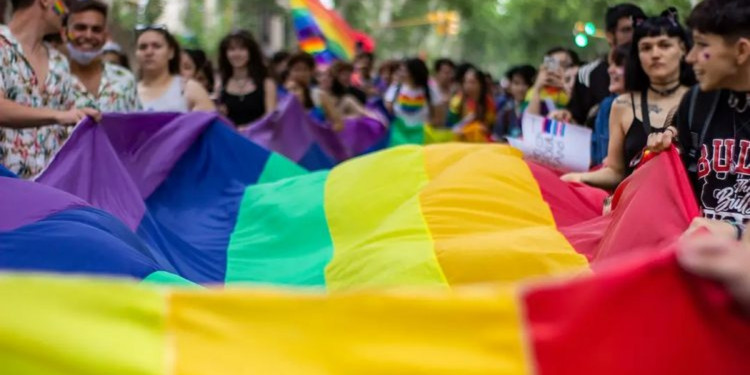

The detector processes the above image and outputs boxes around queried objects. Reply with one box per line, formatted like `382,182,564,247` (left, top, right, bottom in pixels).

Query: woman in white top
135,26,215,113
384,58,441,126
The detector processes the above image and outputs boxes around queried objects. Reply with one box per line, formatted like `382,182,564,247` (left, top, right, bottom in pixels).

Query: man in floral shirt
0,0,100,178
65,1,141,112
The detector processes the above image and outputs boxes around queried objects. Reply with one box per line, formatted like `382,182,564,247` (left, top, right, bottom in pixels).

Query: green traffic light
584,22,596,36
575,33,589,47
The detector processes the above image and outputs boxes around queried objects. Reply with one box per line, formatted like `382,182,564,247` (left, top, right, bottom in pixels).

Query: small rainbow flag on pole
290,0,357,64
52,0,68,16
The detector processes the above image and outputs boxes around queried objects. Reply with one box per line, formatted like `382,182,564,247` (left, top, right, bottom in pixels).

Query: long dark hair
330,60,353,99
462,67,489,123
404,58,433,114
136,27,182,76
218,30,268,87
625,8,696,92
454,62,476,85
184,48,215,93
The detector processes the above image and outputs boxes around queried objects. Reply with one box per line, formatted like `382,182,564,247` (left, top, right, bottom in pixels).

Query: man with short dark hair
556,3,646,126
649,0,750,240
64,0,140,112
0,0,100,178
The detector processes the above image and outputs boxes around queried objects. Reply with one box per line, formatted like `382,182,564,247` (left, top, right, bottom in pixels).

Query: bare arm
562,94,630,189
185,79,216,112
524,89,543,116
524,66,548,116
0,97,59,128
341,95,372,118
580,95,630,189
263,78,277,115
0,96,99,128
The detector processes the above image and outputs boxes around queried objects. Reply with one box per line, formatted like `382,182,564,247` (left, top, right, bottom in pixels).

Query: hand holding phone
543,56,560,73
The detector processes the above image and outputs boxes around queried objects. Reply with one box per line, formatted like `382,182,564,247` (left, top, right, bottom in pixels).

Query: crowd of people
0,0,749,309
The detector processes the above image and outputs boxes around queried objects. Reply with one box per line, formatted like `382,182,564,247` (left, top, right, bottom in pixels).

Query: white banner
512,114,592,173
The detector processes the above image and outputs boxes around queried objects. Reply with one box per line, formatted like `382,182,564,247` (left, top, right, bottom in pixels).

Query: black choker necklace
649,82,681,96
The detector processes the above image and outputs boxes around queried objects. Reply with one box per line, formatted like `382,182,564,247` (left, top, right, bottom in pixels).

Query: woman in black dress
561,9,696,190
218,30,277,127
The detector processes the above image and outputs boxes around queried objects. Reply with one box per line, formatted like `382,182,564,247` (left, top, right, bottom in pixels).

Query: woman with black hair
562,9,696,189
135,26,215,112
447,67,496,141
524,47,576,117
218,30,277,127
384,58,441,126
590,43,631,166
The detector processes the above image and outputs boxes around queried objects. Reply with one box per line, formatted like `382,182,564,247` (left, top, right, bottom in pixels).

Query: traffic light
446,11,460,35
574,33,589,47
428,11,460,36
573,21,598,47
584,22,596,36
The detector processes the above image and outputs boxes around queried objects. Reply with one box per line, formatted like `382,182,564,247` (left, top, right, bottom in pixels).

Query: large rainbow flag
241,96,388,170
1,112,749,372
4,112,692,288
2,250,749,374
291,0,357,63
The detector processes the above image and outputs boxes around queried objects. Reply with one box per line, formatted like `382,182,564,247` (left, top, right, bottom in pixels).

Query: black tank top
623,91,661,176
221,82,265,126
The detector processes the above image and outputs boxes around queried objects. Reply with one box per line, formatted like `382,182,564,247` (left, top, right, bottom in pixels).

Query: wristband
664,126,677,137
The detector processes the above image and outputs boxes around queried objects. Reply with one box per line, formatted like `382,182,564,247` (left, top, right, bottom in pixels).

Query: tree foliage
106,0,696,76
337,0,693,75
143,0,165,25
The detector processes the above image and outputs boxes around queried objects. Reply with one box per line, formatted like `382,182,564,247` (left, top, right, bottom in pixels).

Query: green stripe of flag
225,171,333,287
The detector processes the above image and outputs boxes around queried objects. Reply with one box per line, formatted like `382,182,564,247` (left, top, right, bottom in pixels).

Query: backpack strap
687,86,720,173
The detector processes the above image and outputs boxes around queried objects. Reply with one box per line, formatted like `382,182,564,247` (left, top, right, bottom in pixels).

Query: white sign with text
512,114,592,172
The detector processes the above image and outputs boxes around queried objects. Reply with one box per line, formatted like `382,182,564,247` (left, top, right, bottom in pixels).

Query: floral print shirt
73,62,142,112
0,25,77,178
